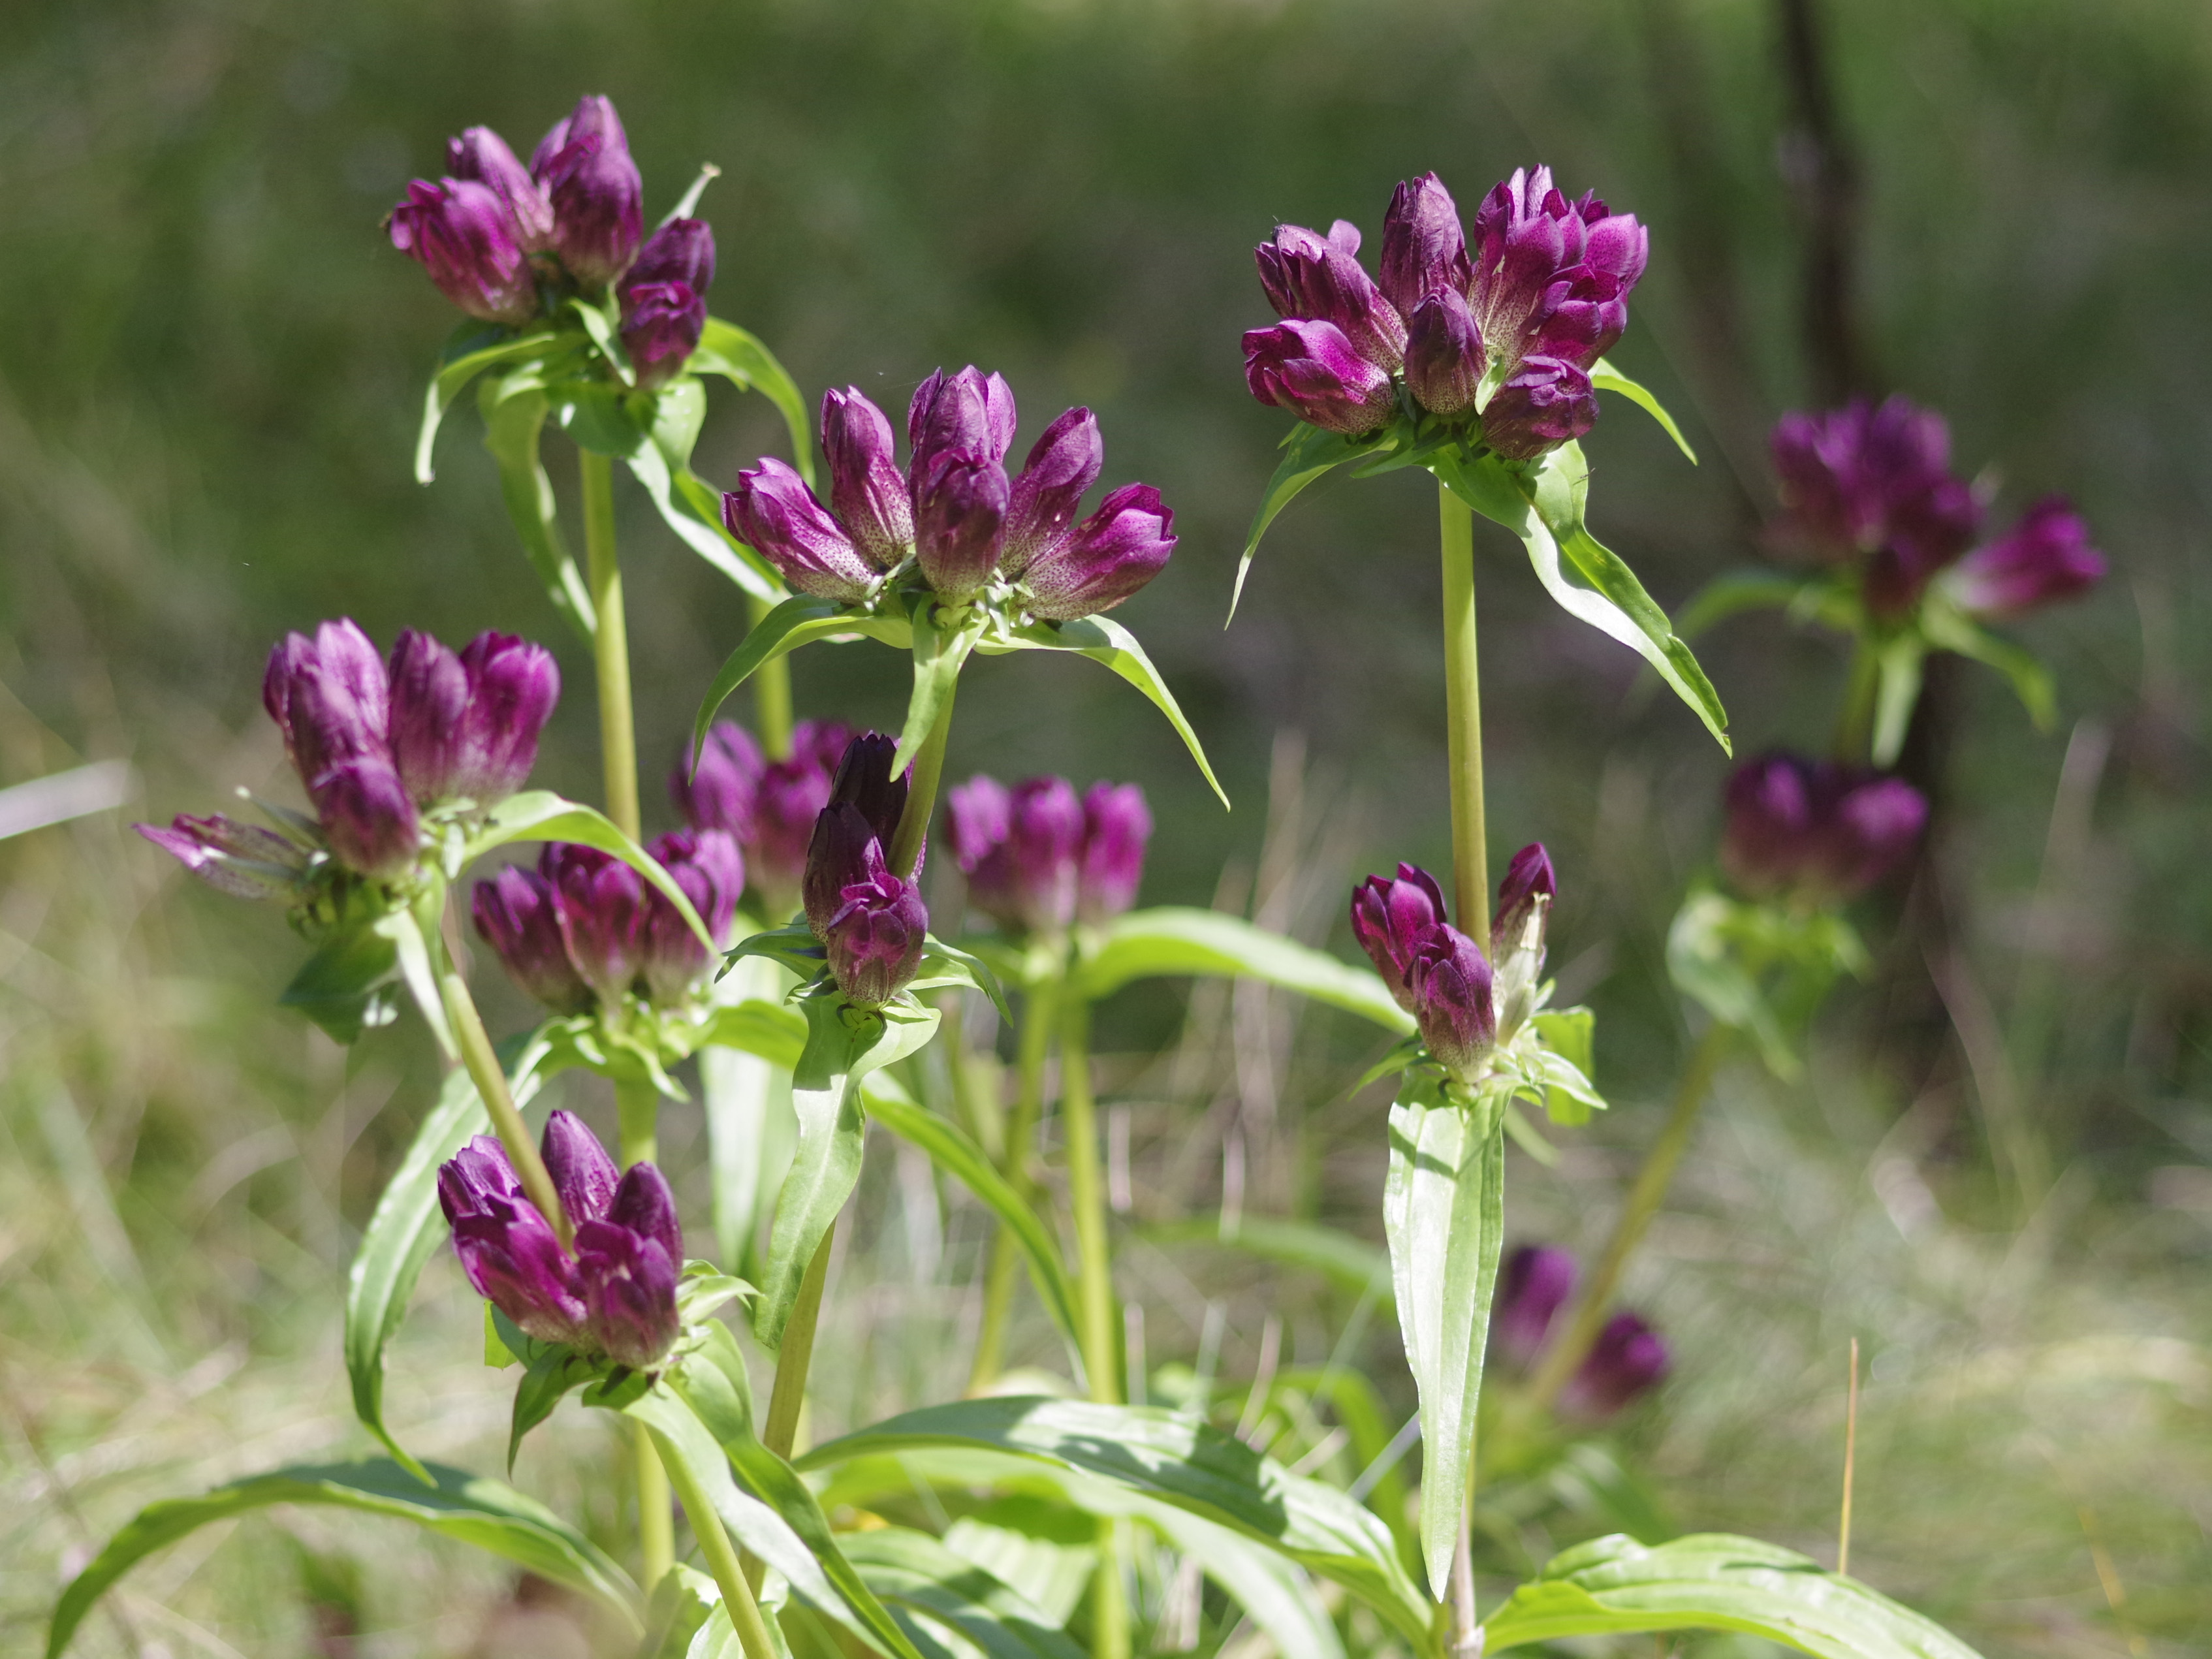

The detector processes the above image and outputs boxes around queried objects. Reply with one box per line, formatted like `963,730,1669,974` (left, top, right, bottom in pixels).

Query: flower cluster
1351,844,1556,1085
439,1111,682,1370
671,718,853,917
1494,1244,1669,1418
138,620,558,892
1770,396,2105,622
1720,753,1927,907
473,832,742,1015
1243,166,1647,459
945,774,1152,938
800,733,928,1007
617,217,716,391
723,370,1175,619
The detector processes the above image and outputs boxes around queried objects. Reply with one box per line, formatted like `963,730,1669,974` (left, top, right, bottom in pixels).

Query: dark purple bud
821,387,914,569
313,759,422,880
265,620,390,784
575,1210,682,1369
1253,223,1406,371
385,629,471,804
473,865,594,1014
1720,753,1929,905
1768,396,1980,580
541,842,648,1001
1560,1311,1669,1417
1077,782,1151,927
387,179,538,326
951,775,1082,936
1468,166,1645,377
745,721,850,914
638,829,743,1004
1528,268,1630,370
1481,356,1598,461
531,95,643,291
913,450,1010,603
622,217,716,296
447,126,555,252
1948,497,2106,618
438,1135,588,1347
1000,407,1103,578
1491,843,1556,964
136,814,308,901
610,1156,684,1263
1862,475,1982,620
945,776,1010,876
1020,482,1176,622
1408,924,1496,1082
1494,1244,1576,1369
723,458,879,603
1350,862,1449,1014
823,838,930,1007
388,628,560,809
1402,287,1485,416
1378,173,1474,321
618,281,706,392
827,731,909,852
672,721,765,839
909,366,1019,477
543,1108,621,1226
800,732,911,934
1242,320,1396,437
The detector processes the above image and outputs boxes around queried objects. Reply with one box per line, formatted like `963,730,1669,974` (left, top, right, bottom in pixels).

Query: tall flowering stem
580,449,642,842
967,968,1062,1394
746,593,796,761
1440,485,1489,917
646,1423,780,1659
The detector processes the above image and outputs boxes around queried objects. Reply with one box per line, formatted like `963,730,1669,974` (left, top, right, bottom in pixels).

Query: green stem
1526,1022,1733,1411
746,592,795,761
762,1225,833,1461
580,447,641,842
1833,635,1878,765
889,684,956,881
439,961,568,1247
968,970,1062,1395
616,1075,661,1170
648,1425,780,1659
1439,482,1489,921
613,1075,672,1588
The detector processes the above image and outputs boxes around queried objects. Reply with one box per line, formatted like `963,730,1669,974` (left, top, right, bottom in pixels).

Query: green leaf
1434,446,1731,753
839,1528,1085,1659
1871,633,1928,770
910,934,1014,1024
1272,1365,1415,1574
1589,357,1697,464
990,616,1228,808
509,1343,606,1474
1530,1007,1600,1126
1073,907,1410,1031
1674,568,1826,640
1383,1085,1506,1598
46,1459,640,1657
375,904,456,1058
279,916,401,1045
694,595,911,757
1920,597,2056,736
644,1563,725,1659
692,317,817,486
469,791,715,952
898,599,987,773
1666,889,1865,1080
795,1397,1432,1651
1481,1532,1987,1658
620,379,783,603
1232,422,1370,620
701,960,791,1276
478,378,598,641
415,323,562,484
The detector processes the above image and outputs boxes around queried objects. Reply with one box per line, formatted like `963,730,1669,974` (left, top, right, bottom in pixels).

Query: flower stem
616,1075,661,1169
580,447,642,842
1439,482,1489,921
1526,1022,1734,1410
889,684,956,882
614,1075,672,1588
648,1425,780,1659
968,970,1062,1395
1833,636,1878,765
438,961,569,1247
746,593,795,762
762,1225,833,1461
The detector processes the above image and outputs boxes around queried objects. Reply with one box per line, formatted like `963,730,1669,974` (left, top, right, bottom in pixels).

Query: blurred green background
2,0,2207,1652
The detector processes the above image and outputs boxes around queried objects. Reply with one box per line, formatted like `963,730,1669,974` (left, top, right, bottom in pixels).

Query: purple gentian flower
801,733,909,938
822,837,929,1008
1407,924,1496,1082
1494,1244,1577,1369
1254,222,1407,373
822,388,915,569
636,829,744,1005
618,282,706,392
1077,782,1151,926
1948,496,2106,618
1001,407,1103,578
1560,1311,1669,1417
529,94,644,291
447,125,555,253
1242,319,1397,435
541,842,650,1003
387,178,539,326
387,628,560,810
473,864,595,1015
913,449,1012,604
723,458,880,602
1020,483,1177,622
674,719,854,918
135,814,309,902
1481,357,1598,460
255,620,426,881
1350,862,1450,1014
1720,753,1928,905
909,366,1018,477
947,775,1083,936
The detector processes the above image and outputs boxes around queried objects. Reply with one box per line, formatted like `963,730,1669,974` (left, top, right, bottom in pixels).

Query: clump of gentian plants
55,106,2095,1659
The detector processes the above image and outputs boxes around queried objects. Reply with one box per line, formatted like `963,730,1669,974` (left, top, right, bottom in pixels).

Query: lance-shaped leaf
1869,633,1928,770
1384,1084,1506,1598
695,596,913,757
415,321,566,484
46,1460,640,1657
1073,906,1410,1032
1434,446,1730,753
755,996,941,1348
991,616,1228,808
1481,1532,1987,1658
479,376,598,642
1675,568,1836,640
1530,1007,1600,1126
839,1528,1085,1659
279,915,402,1045
467,791,716,952
692,317,817,487
795,1397,1431,1651
1918,597,2056,741
898,599,988,774
1233,422,1382,620
1588,358,1698,464
639,380,783,601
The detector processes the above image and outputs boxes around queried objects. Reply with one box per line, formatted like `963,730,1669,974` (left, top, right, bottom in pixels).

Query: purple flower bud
1242,320,1397,436
623,217,716,296
637,829,743,1004
1254,223,1407,372
1468,166,1645,377
530,95,644,291
447,126,555,253
575,1207,682,1368
823,838,930,1007
723,458,879,602
672,721,765,840
387,179,539,326
1407,924,1496,1083
909,366,1018,478
821,388,914,569
913,449,1011,603
827,731,909,852
949,774,1082,936
744,720,851,913
1350,862,1449,1014
1378,173,1474,321
1493,1244,1576,1369
1402,287,1485,417
136,814,308,901
1948,497,2106,618
1560,1311,1669,1417
266,620,390,785
1720,753,1928,905
1001,407,1103,578
1769,397,1982,586
438,1135,588,1348
945,776,1009,870
1020,482,1176,622
618,281,706,392
541,842,648,1001
544,1107,622,1223
1491,843,1556,964
1481,356,1598,461
1078,782,1151,926
473,865,594,1014
313,759,422,881
387,629,559,809
1528,268,1631,368
801,732,911,934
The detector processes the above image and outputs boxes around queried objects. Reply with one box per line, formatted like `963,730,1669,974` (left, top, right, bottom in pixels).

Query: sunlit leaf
692,317,817,486
992,616,1228,808
898,599,987,773
414,322,563,484
478,377,597,641
839,1528,1085,1659
1232,422,1374,620
278,916,400,1045
695,596,911,757
467,791,714,951
1589,357,1698,464
1073,906,1409,1031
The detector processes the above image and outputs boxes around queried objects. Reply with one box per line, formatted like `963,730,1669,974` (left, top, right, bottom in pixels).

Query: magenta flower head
1350,862,1449,1014
1021,483,1177,622
541,842,649,1003
1077,782,1151,926
822,388,915,569
473,864,594,1015
913,449,1012,604
1948,496,2106,618
821,838,930,1007
387,178,538,326
947,774,1083,937
909,366,1018,477
387,629,560,810
447,126,554,253
637,829,744,1004
1002,408,1104,577
262,620,421,880
1494,1244,1577,1369
1720,753,1928,906
1468,166,1646,378
1481,357,1598,461
529,94,644,291
1242,319,1397,435
439,1109,683,1369
1254,221,1406,372
1560,1311,1669,1418
676,719,853,917
723,458,879,602
801,732,909,937
1408,925,1496,1082
671,721,765,844
135,814,309,902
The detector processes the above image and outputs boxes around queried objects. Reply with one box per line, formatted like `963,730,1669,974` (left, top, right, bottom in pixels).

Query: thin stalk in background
580,448,642,842
437,949,568,1246
1833,637,1878,765
745,592,795,761
891,689,957,881
968,969,1062,1395
649,1425,781,1659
